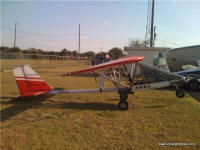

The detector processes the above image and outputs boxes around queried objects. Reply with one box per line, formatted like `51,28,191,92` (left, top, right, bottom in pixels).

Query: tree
0,46,10,53
22,49,30,54
0,46,21,53
10,47,21,53
36,49,44,54
47,51,57,55
66,50,72,56
90,52,107,65
27,48,37,54
60,48,68,56
95,52,106,59
129,39,149,47
72,50,78,57
85,51,96,58
108,47,124,59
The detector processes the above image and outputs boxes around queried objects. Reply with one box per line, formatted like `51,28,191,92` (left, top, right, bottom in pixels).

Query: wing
64,56,144,76
176,67,200,78
182,65,198,70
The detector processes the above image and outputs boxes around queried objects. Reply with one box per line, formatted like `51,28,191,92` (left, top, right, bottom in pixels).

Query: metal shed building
167,45,200,72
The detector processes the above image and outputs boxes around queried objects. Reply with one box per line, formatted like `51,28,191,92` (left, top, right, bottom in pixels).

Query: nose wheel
176,88,185,98
118,93,129,110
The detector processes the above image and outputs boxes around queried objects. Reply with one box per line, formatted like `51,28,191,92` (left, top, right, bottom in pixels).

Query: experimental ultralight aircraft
13,56,186,110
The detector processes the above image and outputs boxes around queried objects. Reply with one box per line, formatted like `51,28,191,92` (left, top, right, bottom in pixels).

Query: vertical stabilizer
13,64,52,97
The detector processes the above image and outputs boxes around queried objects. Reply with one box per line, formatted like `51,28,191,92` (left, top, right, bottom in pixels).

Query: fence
0,52,90,70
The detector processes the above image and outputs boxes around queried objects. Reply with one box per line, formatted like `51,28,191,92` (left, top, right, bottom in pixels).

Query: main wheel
118,100,128,110
176,88,185,98
188,79,200,91
120,93,128,101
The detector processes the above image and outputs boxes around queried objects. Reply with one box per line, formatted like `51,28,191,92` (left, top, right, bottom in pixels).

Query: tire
118,100,128,110
176,88,185,98
188,79,200,91
120,93,128,101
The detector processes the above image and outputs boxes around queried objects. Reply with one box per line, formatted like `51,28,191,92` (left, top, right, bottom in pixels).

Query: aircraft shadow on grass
1,89,199,122
54,101,118,111
144,105,166,108
0,94,54,122
0,94,118,122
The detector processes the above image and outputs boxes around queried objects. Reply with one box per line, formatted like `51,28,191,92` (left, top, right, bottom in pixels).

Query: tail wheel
176,88,185,98
118,100,129,110
188,79,200,91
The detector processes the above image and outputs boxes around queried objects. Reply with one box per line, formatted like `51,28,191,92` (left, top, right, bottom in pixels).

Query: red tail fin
13,64,52,97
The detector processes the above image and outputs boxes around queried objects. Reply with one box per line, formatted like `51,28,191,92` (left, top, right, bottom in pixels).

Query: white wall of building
124,47,170,71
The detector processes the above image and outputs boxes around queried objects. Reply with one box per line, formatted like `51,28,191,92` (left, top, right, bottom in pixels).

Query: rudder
13,64,52,97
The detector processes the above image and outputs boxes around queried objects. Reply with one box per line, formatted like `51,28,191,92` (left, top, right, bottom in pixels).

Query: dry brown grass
1,60,200,150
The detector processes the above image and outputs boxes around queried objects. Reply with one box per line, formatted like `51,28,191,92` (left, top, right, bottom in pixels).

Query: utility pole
153,26,156,47
14,22,17,50
150,0,155,47
78,24,80,56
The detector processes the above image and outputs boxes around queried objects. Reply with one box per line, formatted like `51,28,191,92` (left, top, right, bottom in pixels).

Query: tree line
0,46,124,59
0,40,147,59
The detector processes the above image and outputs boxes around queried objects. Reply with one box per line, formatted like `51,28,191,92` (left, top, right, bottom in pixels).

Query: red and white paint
13,64,52,97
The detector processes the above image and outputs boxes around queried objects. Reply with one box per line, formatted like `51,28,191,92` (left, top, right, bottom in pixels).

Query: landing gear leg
176,87,185,98
118,93,129,110
120,93,128,100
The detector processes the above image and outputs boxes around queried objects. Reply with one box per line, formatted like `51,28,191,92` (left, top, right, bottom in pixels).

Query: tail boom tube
49,88,118,94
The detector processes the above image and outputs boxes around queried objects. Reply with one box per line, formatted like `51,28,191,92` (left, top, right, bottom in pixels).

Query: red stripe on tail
15,79,51,96
13,64,52,97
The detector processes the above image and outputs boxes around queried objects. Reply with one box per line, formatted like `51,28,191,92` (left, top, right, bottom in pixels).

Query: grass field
1,59,200,150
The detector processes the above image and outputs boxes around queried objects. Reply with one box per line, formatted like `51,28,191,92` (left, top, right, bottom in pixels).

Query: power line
1,25,127,44
156,39,189,46
16,35,78,42
81,39,125,46
81,33,127,43
0,25,76,37
2,25,196,48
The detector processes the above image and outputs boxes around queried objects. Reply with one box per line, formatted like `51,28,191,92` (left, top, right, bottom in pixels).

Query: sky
1,0,200,52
